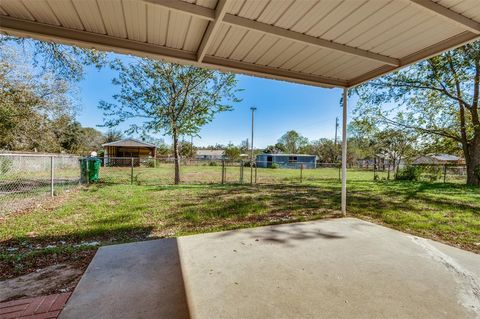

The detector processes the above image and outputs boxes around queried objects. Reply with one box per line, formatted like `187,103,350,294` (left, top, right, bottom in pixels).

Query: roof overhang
1,0,479,88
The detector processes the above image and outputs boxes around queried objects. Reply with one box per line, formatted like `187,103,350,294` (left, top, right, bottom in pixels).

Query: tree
103,129,124,143
263,143,286,154
224,143,241,161
52,116,104,154
240,139,249,153
0,37,106,154
1,36,106,82
79,127,104,154
179,141,196,159
353,41,480,186
419,135,463,156
374,129,415,179
308,138,338,163
277,130,308,154
0,47,74,152
99,59,241,184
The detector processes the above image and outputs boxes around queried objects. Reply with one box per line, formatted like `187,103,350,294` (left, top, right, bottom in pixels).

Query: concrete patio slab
60,218,480,319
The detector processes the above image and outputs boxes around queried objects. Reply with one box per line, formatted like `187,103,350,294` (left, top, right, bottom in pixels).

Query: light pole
250,106,257,184
334,117,339,150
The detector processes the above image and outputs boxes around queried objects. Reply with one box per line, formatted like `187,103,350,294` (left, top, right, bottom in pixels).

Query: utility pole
334,117,339,147
250,106,257,184
334,116,340,163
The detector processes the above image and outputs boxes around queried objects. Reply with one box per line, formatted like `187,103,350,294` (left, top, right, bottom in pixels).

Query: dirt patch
0,263,83,302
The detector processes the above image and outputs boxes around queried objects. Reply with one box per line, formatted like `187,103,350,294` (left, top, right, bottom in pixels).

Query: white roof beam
143,0,400,66
0,16,197,62
197,0,229,62
410,0,480,34
348,31,480,87
143,0,214,21
0,16,345,88
223,14,399,66
203,56,347,88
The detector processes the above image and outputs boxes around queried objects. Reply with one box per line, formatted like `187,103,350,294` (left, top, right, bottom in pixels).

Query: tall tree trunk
172,129,180,185
465,136,480,186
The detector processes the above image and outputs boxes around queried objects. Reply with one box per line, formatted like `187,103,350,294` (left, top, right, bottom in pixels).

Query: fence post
131,157,134,185
240,160,244,183
224,160,227,183
300,163,303,183
221,159,225,184
50,156,54,197
443,164,447,183
254,163,257,184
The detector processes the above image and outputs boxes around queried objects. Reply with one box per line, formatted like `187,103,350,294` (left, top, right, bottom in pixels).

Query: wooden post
240,160,244,183
221,159,225,184
254,163,257,184
224,160,227,183
443,164,447,183
300,163,304,183
153,147,156,168
131,157,134,185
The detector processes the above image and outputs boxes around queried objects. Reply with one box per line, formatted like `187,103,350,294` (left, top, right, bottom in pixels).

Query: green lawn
1,168,478,279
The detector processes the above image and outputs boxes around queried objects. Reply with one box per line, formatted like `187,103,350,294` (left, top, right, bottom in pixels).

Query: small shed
103,138,156,166
256,154,317,169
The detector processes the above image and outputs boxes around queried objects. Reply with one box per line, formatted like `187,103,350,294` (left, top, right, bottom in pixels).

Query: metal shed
2,0,479,214
256,154,317,169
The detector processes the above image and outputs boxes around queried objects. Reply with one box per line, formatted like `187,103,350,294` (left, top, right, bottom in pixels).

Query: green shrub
142,158,155,168
270,163,279,169
396,166,421,181
422,165,442,182
209,161,218,166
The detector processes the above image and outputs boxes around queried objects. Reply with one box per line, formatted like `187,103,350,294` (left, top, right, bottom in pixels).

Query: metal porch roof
1,0,479,88
102,138,157,148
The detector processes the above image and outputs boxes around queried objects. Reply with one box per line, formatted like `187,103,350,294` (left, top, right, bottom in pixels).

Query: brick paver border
0,292,71,319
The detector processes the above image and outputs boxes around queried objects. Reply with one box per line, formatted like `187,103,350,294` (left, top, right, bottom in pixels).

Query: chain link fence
0,154,468,215
0,154,81,215
97,158,342,185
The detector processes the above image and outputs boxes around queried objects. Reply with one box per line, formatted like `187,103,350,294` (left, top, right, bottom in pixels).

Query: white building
195,150,225,161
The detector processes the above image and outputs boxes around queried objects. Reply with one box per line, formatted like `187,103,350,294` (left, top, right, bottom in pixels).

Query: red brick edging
0,292,71,319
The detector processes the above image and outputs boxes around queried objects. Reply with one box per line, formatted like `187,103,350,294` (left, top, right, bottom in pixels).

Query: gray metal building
256,154,317,169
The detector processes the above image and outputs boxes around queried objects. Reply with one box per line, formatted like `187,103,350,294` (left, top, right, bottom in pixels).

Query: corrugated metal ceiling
0,0,479,88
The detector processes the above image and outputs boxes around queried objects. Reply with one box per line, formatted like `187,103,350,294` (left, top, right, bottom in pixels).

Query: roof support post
341,87,348,216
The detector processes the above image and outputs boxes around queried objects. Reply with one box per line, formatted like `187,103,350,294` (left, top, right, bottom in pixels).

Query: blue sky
76,56,353,149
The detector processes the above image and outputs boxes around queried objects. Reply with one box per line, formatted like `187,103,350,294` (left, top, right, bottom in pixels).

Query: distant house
195,149,225,161
413,154,465,165
103,138,156,166
256,154,317,169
